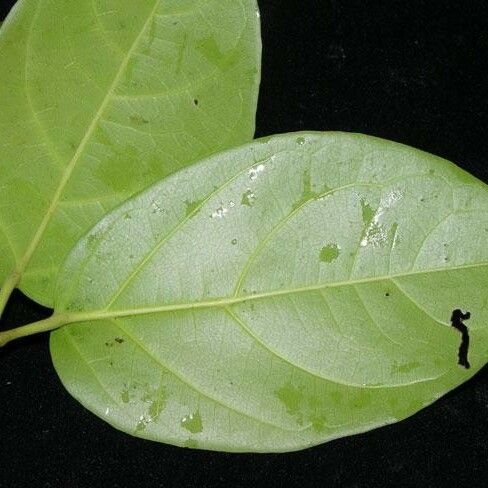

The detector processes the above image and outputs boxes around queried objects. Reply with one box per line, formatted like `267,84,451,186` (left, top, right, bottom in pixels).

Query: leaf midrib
71,260,488,323
11,0,162,283
60,262,469,433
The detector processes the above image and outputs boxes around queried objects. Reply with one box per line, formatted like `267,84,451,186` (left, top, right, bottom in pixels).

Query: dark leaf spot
129,114,149,125
451,309,471,369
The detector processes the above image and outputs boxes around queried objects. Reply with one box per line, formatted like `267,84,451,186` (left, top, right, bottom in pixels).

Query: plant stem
0,313,70,347
0,272,19,320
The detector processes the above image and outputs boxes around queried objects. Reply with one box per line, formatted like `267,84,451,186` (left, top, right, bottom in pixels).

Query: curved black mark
450,309,471,369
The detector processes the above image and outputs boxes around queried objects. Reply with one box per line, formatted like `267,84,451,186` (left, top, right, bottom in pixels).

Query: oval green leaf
0,0,261,309
49,132,488,452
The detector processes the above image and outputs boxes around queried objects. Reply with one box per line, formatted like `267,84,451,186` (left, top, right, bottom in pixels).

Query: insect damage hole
450,309,471,369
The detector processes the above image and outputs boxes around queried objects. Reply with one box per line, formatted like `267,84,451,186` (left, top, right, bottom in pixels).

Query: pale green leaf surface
0,0,261,307
51,132,488,452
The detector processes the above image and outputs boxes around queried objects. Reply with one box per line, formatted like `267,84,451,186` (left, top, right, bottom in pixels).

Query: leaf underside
0,0,261,306
51,132,488,452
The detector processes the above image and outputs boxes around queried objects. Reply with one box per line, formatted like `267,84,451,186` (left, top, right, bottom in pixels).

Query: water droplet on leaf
151,200,163,214
241,189,256,207
249,164,265,180
211,205,228,219
136,415,151,432
181,411,203,434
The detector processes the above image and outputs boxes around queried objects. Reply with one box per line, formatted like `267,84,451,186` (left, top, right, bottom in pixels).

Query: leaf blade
51,132,488,452
0,0,261,306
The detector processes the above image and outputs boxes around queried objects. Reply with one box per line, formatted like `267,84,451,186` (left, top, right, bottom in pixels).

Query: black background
1,1,488,487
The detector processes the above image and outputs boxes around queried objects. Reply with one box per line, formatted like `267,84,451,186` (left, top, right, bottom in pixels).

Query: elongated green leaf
8,132,487,452
0,0,261,309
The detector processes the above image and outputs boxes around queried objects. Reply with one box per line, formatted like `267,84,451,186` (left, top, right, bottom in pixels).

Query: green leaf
0,0,261,311
3,132,488,452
